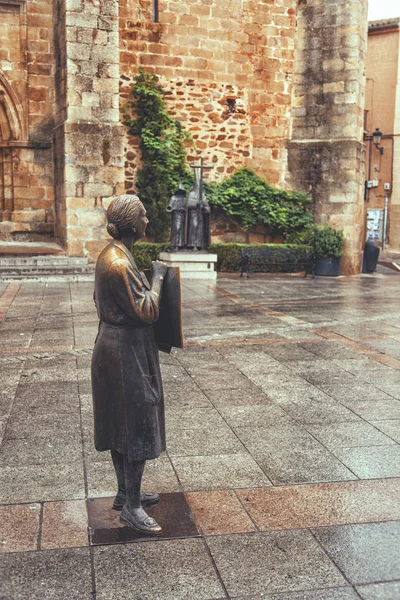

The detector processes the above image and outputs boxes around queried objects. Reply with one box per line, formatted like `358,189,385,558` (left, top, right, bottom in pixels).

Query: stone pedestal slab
160,252,218,280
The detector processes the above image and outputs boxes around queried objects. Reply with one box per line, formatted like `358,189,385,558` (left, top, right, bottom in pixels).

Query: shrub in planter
313,226,344,276
132,242,172,270
208,243,313,273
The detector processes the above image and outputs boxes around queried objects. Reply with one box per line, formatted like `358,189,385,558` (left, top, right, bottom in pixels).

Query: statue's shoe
120,506,162,536
112,491,160,511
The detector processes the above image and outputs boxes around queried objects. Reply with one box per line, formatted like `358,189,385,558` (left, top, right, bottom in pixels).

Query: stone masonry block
67,43,91,60
82,92,100,107
11,210,46,223
323,81,345,94
323,58,345,71
78,209,106,227
83,183,114,198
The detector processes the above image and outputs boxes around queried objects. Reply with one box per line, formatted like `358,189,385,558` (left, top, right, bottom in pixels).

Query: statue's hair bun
107,222,120,239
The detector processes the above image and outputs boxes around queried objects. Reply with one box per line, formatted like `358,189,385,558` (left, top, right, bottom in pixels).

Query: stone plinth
160,252,218,280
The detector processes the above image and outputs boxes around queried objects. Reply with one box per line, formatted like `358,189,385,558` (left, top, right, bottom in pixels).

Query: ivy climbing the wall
124,69,193,240
205,168,313,241
125,71,312,242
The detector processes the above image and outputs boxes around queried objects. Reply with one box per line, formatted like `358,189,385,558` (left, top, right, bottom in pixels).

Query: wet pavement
1,272,400,599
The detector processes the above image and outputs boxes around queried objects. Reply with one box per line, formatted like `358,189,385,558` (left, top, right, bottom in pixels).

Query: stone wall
0,0,56,241
119,0,297,189
54,0,124,261
288,0,368,274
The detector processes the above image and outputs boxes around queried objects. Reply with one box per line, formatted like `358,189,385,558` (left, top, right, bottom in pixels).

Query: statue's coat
91,240,166,462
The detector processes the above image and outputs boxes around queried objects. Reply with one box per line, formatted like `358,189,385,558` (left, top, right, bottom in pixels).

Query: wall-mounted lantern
373,128,384,155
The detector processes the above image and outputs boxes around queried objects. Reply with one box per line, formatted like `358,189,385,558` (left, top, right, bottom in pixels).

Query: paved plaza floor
1,271,400,599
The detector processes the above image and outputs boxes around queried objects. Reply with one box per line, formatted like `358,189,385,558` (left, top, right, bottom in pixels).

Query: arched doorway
0,72,26,224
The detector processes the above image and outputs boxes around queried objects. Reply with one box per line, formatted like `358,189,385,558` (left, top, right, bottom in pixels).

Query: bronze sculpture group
167,160,212,251
91,194,170,536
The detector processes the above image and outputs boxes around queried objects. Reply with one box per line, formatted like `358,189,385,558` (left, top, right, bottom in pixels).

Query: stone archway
0,72,26,222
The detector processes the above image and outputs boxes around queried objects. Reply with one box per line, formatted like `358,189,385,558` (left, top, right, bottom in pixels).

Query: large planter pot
362,240,380,273
315,256,341,276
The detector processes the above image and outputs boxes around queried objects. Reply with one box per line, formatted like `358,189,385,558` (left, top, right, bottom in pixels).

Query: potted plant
313,225,344,276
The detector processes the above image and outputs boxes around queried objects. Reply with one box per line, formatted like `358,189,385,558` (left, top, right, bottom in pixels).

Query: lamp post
371,128,388,249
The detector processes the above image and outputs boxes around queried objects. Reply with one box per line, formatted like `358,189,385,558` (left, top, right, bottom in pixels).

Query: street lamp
373,128,384,155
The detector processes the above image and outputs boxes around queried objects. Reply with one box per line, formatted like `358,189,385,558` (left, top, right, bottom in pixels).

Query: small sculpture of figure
186,169,211,250
91,194,168,536
167,184,187,251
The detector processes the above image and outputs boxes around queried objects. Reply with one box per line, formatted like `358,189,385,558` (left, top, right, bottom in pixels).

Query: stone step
0,241,66,256
0,264,95,275
0,256,89,266
0,273,95,283
0,255,95,282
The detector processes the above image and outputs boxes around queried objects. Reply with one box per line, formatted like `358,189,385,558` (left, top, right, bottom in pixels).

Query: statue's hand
151,260,168,277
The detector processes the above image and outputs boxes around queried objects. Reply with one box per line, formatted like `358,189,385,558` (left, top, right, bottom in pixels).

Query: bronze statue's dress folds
91,240,166,462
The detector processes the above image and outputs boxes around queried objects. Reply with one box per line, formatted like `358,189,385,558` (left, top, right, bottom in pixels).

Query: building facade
365,18,400,251
0,0,368,271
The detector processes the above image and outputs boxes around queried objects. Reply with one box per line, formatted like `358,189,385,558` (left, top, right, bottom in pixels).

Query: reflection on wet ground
1,273,400,599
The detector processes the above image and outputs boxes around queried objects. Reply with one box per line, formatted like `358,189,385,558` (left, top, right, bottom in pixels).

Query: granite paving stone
376,384,400,400
370,419,400,443
167,426,245,456
4,412,81,440
235,425,356,484
300,342,364,360
321,387,400,420
262,343,320,361
0,386,17,415
231,589,360,600
41,500,88,550
312,521,400,584
0,547,92,600
219,405,294,428
186,490,256,535
20,360,77,382
0,436,83,465
207,531,346,597
236,478,400,530
361,369,400,386
304,422,396,450
0,462,85,503
331,446,400,479
165,407,228,430
171,453,271,491
0,416,6,442
321,383,398,404
202,386,272,406
356,581,400,599
94,538,226,600
0,503,40,553
11,382,80,414
272,395,361,425
163,387,213,408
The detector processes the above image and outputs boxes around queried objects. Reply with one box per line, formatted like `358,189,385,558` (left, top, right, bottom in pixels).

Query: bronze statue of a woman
91,194,168,536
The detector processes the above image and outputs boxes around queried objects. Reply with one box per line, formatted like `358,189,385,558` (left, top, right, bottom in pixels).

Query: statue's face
134,205,149,239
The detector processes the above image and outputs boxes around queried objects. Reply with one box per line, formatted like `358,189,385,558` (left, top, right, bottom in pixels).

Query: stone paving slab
313,521,400,585
207,530,347,596
1,274,400,598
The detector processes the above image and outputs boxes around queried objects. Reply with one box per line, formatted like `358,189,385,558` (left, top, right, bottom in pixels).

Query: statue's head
106,195,148,240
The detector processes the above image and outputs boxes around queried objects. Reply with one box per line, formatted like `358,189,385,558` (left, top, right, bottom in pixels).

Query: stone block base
159,251,218,280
